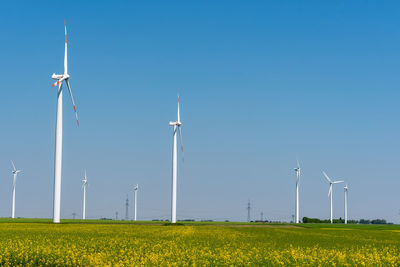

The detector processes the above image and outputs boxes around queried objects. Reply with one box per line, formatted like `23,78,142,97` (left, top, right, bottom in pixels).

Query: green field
0,219,399,266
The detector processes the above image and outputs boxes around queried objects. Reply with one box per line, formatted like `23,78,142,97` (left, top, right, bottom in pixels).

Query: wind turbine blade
52,80,60,87
333,180,344,184
11,160,16,171
64,19,68,75
51,76,67,87
322,171,332,183
328,185,332,196
65,80,79,126
297,158,300,169
177,93,180,123
178,126,184,162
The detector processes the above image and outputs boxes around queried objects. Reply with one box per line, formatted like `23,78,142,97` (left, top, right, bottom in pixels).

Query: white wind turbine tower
294,160,301,224
82,169,88,220
169,93,184,224
51,20,79,223
323,171,344,224
10,161,22,219
344,184,348,224
133,184,138,221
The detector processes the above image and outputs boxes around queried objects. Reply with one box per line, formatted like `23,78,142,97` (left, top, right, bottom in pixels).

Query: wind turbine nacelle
52,73,63,80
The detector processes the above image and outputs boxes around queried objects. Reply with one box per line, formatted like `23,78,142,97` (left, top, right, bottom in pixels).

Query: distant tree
302,217,389,225
371,219,387,224
333,218,344,224
302,217,324,223
303,217,347,223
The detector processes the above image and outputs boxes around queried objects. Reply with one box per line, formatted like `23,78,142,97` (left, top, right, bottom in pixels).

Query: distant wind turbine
51,20,79,223
134,184,138,221
10,161,22,219
82,169,88,220
125,195,129,220
169,92,184,223
323,171,344,224
344,184,348,224
294,160,301,223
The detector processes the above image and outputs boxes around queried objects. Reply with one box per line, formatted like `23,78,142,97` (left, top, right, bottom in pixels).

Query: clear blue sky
0,0,399,222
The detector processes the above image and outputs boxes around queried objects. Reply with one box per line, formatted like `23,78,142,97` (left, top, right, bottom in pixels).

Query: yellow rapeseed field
0,222,399,266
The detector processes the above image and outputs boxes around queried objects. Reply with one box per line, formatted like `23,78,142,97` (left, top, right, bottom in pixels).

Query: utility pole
72,212,76,220
125,195,129,220
247,200,251,222
261,211,263,222
115,211,118,220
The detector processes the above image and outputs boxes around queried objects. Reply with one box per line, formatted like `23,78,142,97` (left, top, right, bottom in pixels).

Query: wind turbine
133,184,138,221
294,160,301,224
323,171,344,224
10,161,22,219
169,93,184,223
344,184,348,224
82,169,88,220
51,20,79,223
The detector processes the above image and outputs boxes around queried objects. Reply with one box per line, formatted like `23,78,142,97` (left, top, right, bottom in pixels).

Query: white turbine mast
169,92,184,223
344,184,348,224
82,169,88,220
133,184,138,221
10,160,22,219
51,20,79,223
294,159,301,223
323,171,344,224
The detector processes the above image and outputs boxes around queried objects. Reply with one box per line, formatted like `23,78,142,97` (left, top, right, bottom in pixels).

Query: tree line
302,217,389,224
